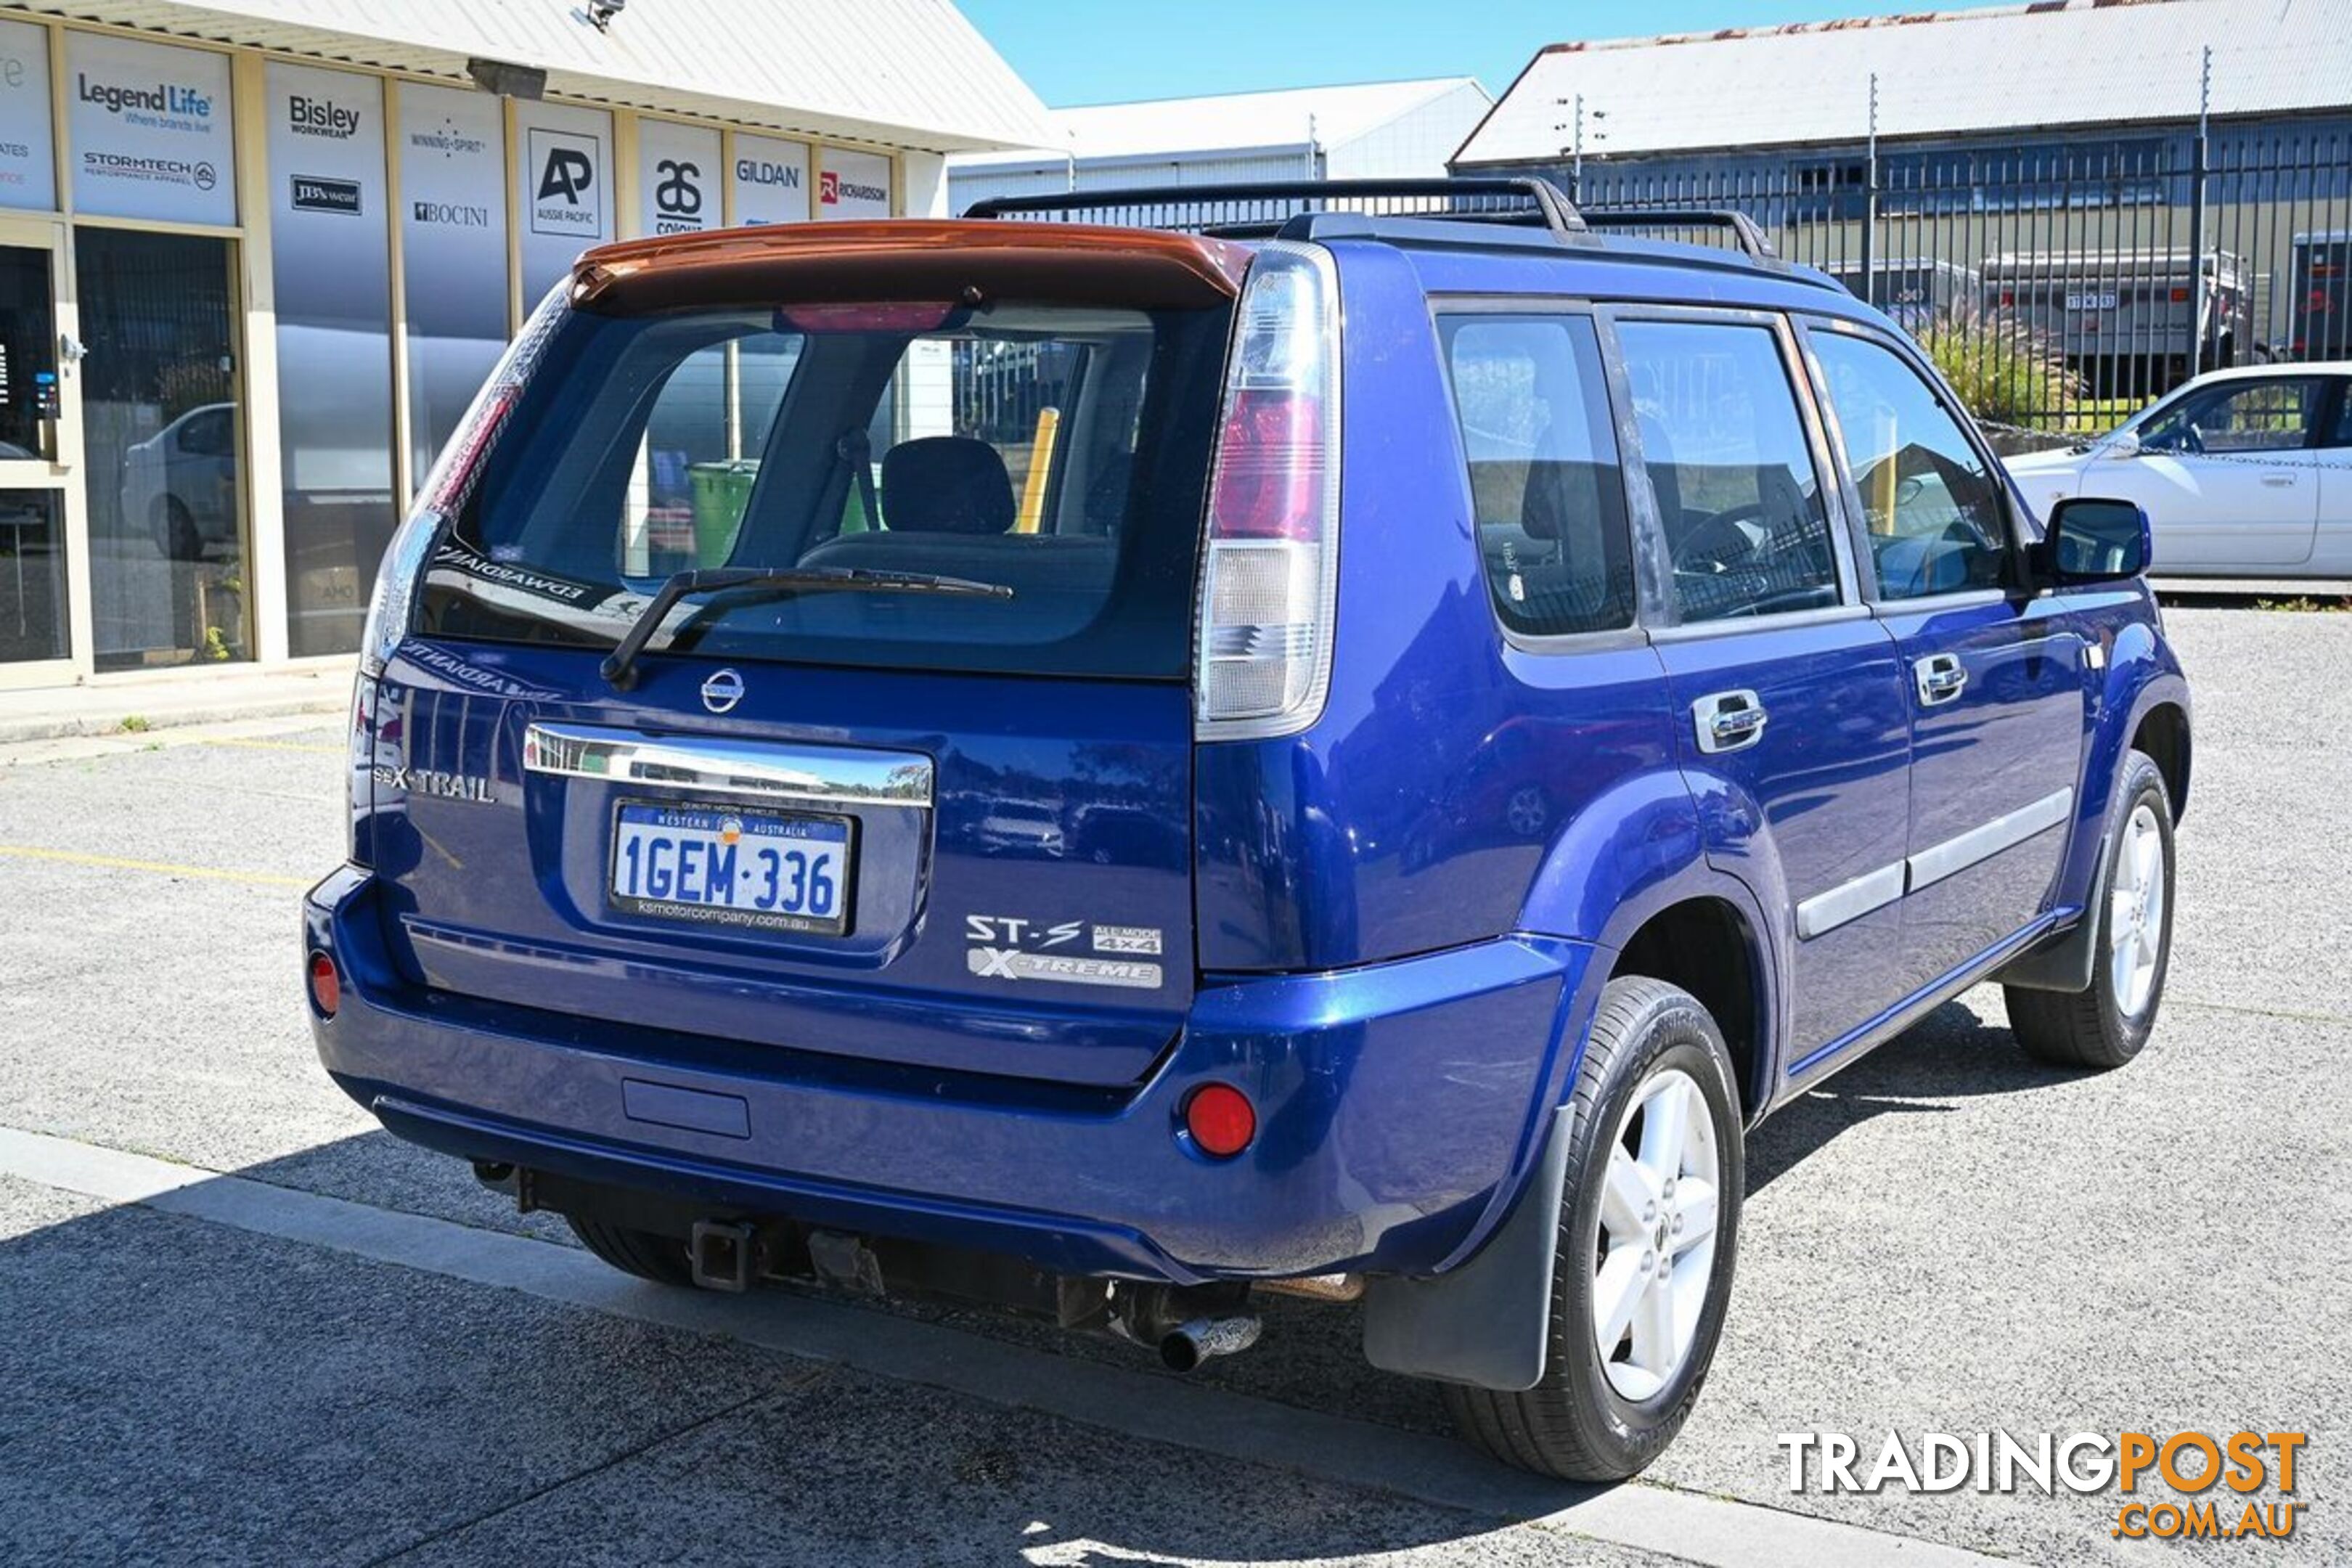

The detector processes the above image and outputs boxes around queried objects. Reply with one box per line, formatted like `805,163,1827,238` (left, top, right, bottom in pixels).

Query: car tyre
1442,975,1744,1481
2004,751,2175,1071
567,1214,698,1286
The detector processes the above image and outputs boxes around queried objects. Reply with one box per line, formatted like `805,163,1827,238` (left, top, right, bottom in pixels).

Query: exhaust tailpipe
1159,1315,1262,1373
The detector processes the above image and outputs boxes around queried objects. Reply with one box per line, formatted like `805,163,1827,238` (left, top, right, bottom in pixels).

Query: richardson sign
817,148,891,221
67,31,235,224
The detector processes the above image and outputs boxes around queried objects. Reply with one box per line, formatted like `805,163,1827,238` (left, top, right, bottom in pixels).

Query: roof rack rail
1577,207,1778,264
964,176,1590,245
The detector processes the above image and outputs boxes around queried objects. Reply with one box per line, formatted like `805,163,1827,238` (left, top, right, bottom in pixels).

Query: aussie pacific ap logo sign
528,128,602,237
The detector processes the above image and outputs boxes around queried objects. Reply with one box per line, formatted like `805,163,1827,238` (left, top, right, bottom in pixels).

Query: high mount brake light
1193,242,1341,739
775,301,963,334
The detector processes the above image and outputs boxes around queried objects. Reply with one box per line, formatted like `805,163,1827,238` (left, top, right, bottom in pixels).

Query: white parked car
2005,364,2352,577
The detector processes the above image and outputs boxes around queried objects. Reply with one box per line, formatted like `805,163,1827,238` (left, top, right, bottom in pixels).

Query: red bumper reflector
308,951,340,1018
1183,1083,1256,1159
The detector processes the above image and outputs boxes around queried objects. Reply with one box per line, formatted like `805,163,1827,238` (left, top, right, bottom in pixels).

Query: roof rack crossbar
965,176,1589,245
1575,207,1779,264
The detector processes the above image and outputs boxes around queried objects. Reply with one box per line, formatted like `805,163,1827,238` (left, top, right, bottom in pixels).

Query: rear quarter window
1438,313,1634,638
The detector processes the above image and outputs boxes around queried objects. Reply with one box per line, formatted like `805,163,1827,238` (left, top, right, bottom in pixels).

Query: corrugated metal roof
1455,0,2352,166
5,0,1056,152
957,77,1487,169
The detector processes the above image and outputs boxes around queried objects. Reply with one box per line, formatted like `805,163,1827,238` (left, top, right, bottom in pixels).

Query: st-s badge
965,915,1164,990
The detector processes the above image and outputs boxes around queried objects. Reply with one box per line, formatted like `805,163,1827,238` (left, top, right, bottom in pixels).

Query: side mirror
2039,497,2152,585
2101,429,2142,458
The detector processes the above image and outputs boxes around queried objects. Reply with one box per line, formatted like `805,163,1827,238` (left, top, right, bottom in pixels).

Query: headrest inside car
881,436,1016,534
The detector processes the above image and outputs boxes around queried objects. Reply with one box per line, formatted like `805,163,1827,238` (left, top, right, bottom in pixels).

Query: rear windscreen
415,296,1231,679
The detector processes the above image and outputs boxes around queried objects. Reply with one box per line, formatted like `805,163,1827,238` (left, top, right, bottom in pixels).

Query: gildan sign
818,148,891,221
515,101,611,297
731,132,809,227
640,119,719,236
67,32,235,225
0,17,57,212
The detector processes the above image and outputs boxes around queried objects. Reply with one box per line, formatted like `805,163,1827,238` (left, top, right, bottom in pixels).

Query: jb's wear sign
65,31,236,225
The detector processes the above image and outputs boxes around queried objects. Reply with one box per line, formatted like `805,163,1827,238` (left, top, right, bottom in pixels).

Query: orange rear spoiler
569,220,1251,315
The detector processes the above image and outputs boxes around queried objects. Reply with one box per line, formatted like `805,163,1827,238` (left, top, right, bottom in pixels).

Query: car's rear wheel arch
2132,701,2190,822
1609,897,1768,1124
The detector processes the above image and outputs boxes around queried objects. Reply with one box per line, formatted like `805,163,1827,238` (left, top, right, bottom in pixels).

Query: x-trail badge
701,669,746,714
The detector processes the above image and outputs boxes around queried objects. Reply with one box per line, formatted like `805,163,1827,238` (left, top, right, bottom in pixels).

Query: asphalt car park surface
0,603,2344,1566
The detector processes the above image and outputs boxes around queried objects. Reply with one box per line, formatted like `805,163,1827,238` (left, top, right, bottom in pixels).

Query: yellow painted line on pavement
197,737,345,756
0,844,311,889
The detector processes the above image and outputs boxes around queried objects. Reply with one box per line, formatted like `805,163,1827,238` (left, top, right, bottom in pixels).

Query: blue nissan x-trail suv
306,179,2190,1481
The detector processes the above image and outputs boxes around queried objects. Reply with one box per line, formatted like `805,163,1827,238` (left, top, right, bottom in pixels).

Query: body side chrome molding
1794,862,1906,939
523,724,934,809
1907,788,2073,891
1794,787,2075,939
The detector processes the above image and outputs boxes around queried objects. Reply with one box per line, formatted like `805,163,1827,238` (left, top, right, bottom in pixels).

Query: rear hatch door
372,223,1243,1088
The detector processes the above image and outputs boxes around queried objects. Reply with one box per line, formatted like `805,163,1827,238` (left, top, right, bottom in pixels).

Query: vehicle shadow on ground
1,1153,1609,1566
1747,998,2088,1194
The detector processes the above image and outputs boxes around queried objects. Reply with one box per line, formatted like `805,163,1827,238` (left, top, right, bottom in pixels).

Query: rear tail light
2170,287,2191,303
1194,242,1342,739
308,951,340,1018
359,284,568,679
1183,1082,1257,1159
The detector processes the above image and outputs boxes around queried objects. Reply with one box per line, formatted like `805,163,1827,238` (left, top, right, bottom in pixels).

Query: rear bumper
305,865,1598,1286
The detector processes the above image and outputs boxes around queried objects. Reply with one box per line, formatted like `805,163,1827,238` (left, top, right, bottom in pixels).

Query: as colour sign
67,31,235,225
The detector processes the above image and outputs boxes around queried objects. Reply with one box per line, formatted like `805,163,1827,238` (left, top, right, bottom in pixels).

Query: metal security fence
1568,124,2352,437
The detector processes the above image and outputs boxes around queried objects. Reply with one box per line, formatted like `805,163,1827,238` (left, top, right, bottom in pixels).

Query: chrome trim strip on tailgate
523,723,934,809
1907,787,2073,891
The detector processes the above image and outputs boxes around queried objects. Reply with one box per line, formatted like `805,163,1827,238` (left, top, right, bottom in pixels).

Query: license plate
2066,292,2118,311
610,801,853,936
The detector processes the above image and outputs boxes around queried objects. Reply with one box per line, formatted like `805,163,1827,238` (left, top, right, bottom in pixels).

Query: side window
1809,330,2009,600
1614,319,1841,624
1439,313,1633,637
2332,383,2352,448
2139,377,2324,454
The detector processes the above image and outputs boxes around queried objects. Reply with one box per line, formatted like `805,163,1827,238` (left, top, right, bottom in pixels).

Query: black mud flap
1360,1103,1572,1392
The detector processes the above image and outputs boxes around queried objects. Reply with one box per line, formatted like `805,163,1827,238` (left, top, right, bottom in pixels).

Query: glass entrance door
0,217,81,684
75,227,249,670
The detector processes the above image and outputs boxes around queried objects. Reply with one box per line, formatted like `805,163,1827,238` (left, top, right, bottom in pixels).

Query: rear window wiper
600,565,1014,690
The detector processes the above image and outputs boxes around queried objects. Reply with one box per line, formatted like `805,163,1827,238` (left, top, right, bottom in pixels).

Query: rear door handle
1915,653,1968,706
1693,689,1769,754
2261,474,2297,487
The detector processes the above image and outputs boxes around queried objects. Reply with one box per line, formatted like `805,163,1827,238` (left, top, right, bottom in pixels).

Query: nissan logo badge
701,669,746,714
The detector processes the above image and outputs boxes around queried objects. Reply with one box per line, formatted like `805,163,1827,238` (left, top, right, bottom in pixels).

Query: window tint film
2139,376,2325,454
1810,331,2010,600
1440,314,1633,637
415,298,1230,679
1615,319,1840,624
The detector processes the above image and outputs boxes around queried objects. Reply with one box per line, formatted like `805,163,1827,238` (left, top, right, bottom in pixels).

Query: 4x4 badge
701,669,745,714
